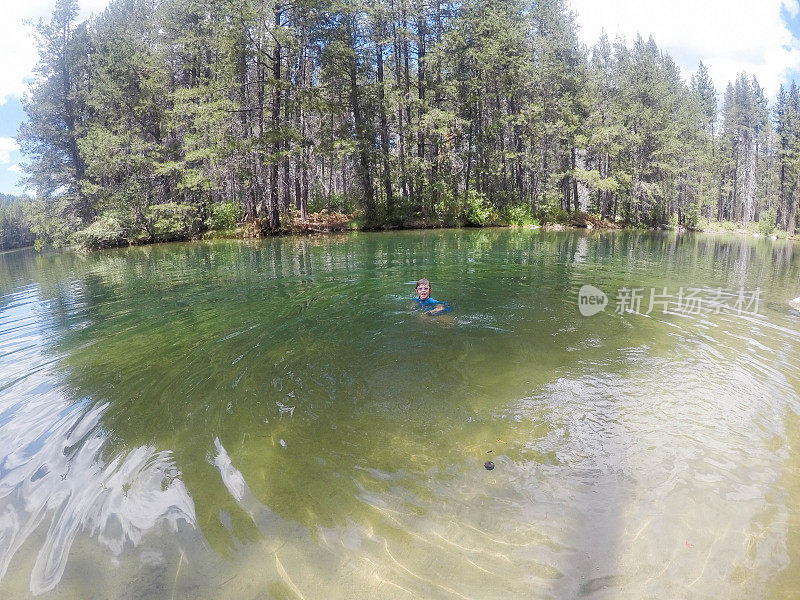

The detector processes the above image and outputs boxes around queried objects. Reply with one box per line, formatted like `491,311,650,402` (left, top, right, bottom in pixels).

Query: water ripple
1,233,800,598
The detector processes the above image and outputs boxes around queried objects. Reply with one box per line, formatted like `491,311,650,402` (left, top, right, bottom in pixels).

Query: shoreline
15,217,798,255
129,222,800,246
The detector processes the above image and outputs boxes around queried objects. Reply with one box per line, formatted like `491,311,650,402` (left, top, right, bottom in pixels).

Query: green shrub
683,203,700,229
668,212,678,228
146,203,203,242
758,207,777,235
645,205,666,228
26,197,77,249
207,202,241,231
429,188,457,226
502,203,537,226
70,214,128,250
541,202,571,224
461,190,493,226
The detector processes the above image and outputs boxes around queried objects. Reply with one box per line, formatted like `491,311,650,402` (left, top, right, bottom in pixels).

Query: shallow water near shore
1,229,800,599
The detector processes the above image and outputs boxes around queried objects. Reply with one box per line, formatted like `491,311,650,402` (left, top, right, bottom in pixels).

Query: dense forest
12,0,800,249
0,195,35,250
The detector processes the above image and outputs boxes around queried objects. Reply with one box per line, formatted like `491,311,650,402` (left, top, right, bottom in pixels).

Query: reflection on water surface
1,230,800,598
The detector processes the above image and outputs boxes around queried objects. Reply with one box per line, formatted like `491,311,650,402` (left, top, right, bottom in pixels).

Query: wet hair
416,278,431,289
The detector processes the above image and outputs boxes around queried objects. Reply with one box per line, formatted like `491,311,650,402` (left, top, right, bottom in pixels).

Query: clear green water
1,229,800,599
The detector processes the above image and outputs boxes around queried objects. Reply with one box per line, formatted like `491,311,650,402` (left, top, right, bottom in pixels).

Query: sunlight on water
1,230,800,598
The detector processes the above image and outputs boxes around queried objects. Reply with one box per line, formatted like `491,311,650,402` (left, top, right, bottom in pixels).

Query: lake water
1,229,800,599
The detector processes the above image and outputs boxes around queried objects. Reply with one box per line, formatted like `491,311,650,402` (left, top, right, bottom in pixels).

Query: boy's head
415,278,431,300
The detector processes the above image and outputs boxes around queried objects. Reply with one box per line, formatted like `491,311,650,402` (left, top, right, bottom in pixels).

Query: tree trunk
347,17,375,224
391,1,408,205
417,6,426,212
268,7,282,230
376,18,393,221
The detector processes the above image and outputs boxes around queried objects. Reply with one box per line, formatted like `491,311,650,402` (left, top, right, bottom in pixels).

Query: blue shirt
415,297,452,312
416,297,441,306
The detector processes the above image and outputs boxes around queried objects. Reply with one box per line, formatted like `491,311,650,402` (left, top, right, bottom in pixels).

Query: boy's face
416,283,431,300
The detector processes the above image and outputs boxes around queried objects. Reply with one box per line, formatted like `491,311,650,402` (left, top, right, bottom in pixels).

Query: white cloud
568,0,800,98
0,137,19,163
0,1,111,105
8,164,23,173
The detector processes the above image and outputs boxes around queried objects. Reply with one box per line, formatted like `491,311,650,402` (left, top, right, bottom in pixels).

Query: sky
0,0,109,197
568,0,800,98
1,1,800,196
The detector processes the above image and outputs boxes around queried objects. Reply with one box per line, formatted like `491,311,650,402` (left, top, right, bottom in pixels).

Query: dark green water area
2,229,800,598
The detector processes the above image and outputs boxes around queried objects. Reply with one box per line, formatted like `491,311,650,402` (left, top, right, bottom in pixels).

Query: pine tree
20,0,800,246
18,0,92,242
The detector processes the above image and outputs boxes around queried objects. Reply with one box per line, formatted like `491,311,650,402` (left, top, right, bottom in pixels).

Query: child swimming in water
415,278,450,314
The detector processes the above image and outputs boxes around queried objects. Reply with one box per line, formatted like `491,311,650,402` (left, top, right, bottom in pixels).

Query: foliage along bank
16,0,800,251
